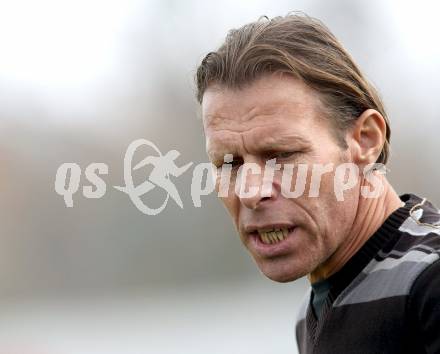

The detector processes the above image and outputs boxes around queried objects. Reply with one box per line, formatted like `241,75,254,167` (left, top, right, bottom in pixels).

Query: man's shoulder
375,194,440,279
333,194,440,307
388,194,440,261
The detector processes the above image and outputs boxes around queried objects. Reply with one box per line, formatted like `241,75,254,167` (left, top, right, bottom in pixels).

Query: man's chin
258,264,308,283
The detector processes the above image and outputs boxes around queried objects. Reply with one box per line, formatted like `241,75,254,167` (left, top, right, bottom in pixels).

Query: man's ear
347,109,386,165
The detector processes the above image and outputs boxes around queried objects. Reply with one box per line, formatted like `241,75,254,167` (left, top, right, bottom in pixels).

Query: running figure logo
114,139,193,215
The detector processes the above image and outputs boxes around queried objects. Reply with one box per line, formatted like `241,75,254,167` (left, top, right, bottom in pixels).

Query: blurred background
0,0,439,353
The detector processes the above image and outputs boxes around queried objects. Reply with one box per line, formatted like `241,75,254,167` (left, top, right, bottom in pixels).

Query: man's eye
224,158,243,167
273,151,297,159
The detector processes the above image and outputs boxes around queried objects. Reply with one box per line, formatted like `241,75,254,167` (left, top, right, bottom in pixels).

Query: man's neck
309,176,404,284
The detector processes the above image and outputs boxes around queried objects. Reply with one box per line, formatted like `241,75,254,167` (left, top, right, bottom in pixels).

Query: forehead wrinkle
205,113,279,133
206,99,319,135
204,99,290,130
241,127,311,154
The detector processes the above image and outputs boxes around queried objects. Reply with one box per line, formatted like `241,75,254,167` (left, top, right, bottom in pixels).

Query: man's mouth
257,227,294,244
245,224,296,244
244,224,297,257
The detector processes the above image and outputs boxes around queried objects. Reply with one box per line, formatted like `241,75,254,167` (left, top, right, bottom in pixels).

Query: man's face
202,74,359,282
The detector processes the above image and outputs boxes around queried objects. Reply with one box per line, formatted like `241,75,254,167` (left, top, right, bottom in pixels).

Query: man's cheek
215,171,238,199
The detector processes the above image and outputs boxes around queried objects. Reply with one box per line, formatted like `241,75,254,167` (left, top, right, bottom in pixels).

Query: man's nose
237,166,276,210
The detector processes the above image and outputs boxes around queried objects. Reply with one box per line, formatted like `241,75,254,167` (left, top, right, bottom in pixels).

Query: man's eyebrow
205,140,235,161
207,146,238,163
251,134,311,151
207,133,310,162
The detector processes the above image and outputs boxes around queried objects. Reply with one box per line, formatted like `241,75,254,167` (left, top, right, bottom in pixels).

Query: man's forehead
202,76,322,130
204,103,290,133
205,124,311,161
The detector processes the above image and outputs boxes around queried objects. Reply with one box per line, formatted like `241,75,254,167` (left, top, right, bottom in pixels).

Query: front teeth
258,228,290,244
